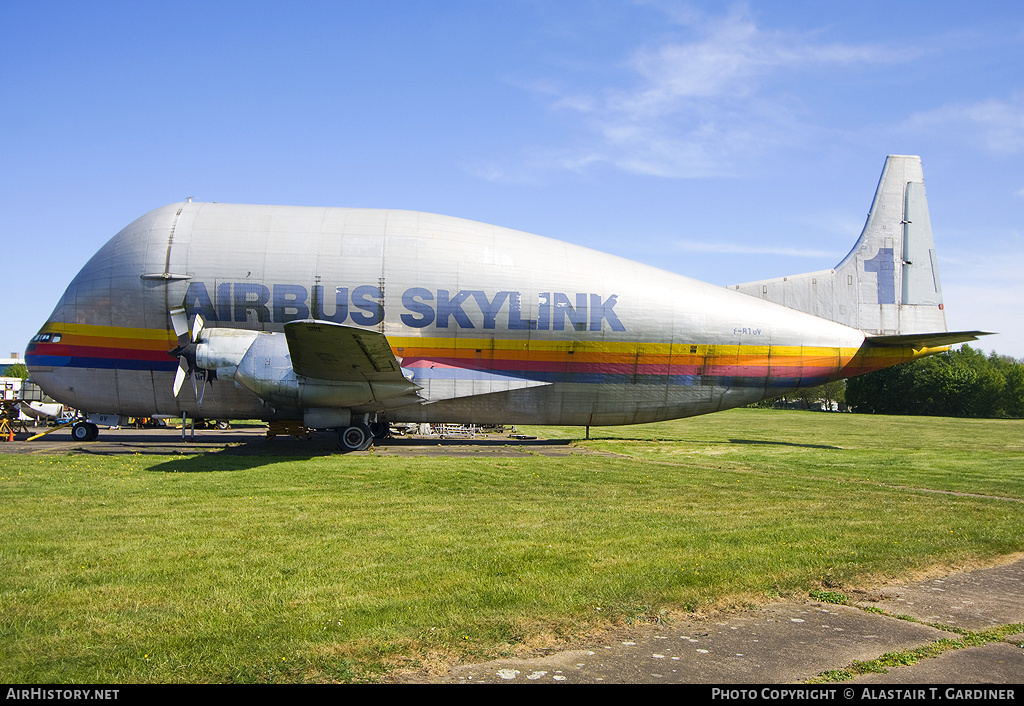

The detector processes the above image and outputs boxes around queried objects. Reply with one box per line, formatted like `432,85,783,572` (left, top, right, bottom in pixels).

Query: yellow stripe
38,322,870,366
42,322,176,343
390,336,863,363
389,335,859,357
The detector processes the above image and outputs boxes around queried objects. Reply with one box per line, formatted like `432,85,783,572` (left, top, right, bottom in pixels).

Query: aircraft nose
25,330,70,369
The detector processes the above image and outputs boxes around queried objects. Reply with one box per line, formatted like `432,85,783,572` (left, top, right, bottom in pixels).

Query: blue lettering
436,290,475,329
864,248,896,304
315,286,349,323
184,282,219,322
233,283,271,323
350,285,384,326
216,282,231,322
186,282,626,332
590,293,625,331
469,291,511,330
553,292,587,331
401,287,434,328
273,284,309,323
508,291,536,330
538,293,551,331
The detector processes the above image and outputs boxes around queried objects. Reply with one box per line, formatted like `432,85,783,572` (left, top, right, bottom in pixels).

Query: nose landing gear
71,421,99,441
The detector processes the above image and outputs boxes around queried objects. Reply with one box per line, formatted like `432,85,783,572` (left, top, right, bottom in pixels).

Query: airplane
17,401,64,422
24,155,989,451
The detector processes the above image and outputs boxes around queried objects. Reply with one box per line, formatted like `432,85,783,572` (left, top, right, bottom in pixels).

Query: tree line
844,345,1024,418
759,345,1024,419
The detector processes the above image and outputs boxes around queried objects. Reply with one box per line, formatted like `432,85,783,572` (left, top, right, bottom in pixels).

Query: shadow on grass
132,432,577,472
147,449,321,473
579,435,840,450
727,438,841,450
382,436,572,448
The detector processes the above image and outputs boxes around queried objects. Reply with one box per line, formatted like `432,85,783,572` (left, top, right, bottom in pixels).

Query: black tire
215,420,230,430
72,422,98,441
368,420,391,440
338,422,373,452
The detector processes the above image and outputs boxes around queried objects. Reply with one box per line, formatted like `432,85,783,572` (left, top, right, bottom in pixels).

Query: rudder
732,155,947,335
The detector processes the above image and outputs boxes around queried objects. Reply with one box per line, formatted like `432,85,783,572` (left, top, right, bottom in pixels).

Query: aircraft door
674,342,714,405
667,309,713,408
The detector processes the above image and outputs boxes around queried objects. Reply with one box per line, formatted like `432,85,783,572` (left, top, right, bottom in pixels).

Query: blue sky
3,1,1022,359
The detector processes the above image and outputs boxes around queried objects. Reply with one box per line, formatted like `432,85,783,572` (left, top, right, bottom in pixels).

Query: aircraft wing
282,319,552,405
283,319,412,385
864,330,994,348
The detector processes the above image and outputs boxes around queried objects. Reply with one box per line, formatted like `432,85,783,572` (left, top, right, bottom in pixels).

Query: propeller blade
191,314,205,343
173,359,188,397
170,305,190,339
169,304,212,401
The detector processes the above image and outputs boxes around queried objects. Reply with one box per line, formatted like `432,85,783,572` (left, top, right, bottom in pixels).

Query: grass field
1,408,1022,683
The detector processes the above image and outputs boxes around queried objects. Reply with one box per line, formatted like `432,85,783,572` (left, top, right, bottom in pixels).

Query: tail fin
732,155,947,335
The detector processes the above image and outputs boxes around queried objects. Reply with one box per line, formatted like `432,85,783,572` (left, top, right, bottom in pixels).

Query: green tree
847,345,1023,418
2,362,28,380
847,364,913,414
794,379,846,410
1002,363,1024,418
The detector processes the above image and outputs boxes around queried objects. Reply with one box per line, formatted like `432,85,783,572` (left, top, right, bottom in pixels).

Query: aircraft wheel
215,420,230,430
338,422,373,452
368,420,391,440
72,422,99,441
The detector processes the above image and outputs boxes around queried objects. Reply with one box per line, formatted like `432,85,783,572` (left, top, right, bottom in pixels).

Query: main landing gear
336,419,391,453
338,422,372,452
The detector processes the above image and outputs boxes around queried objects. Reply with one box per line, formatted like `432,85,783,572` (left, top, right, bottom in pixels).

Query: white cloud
902,96,1024,155
518,6,911,179
673,239,839,259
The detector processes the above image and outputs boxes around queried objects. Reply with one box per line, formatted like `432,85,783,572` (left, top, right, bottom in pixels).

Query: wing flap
283,319,407,383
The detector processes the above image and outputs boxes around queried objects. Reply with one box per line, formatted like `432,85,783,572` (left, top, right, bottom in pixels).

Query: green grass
809,623,1024,682
1,408,1022,683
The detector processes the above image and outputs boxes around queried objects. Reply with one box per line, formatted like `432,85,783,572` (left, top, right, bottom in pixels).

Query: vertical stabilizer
731,155,947,335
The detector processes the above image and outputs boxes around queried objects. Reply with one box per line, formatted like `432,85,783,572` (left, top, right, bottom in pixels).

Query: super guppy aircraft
26,155,988,450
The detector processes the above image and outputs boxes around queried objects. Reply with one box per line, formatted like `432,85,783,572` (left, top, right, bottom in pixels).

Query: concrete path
397,559,1024,684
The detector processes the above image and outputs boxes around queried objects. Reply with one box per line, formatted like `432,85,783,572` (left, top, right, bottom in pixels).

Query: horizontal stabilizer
864,330,994,349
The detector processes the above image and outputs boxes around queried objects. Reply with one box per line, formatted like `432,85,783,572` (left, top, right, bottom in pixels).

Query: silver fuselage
26,202,923,426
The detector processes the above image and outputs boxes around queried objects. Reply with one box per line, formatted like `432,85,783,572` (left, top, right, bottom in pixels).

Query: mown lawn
1,409,1021,683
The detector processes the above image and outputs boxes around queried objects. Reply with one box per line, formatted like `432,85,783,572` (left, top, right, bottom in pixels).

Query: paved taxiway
0,424,587,458
396,558,1024,683
3,425,1022,684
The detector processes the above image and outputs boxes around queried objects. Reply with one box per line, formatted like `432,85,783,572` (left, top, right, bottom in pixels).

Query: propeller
168,307,215,402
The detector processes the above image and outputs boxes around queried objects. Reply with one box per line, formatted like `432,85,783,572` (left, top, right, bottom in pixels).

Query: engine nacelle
232,332,376,410
195,329,260,377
